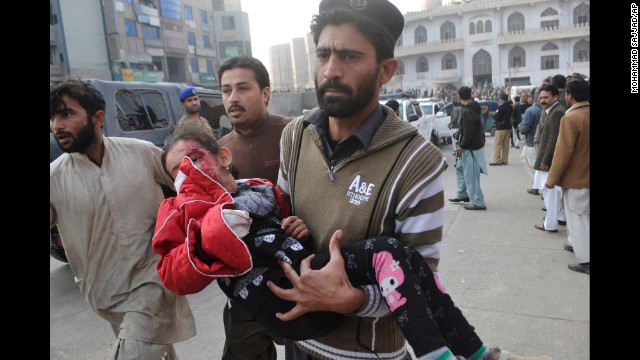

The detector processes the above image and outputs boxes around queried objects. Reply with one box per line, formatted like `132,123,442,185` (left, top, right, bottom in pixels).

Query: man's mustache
227,105,246,112
317,81,352,95
55,131,72,140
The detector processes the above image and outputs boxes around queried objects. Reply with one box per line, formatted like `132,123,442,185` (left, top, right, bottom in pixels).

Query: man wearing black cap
271,0,451,358
173,86,216,141
269,1,550,360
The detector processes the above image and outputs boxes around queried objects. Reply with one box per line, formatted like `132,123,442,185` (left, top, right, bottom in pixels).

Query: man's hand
455,147,462,157
544,182,554,189
281,215,309,242
266,230,364,321
539,163,549,171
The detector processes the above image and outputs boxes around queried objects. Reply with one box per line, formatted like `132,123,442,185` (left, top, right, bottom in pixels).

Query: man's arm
546,114,575,188
541,110,563,168
518,108,534,133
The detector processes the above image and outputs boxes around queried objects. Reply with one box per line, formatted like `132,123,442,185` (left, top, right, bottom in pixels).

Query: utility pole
508,58,512,88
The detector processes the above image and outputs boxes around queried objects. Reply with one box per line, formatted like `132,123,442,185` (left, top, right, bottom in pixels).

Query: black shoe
563,243,574,253
541,207,547,211
544,217,567,226
534,224,557,232
464,204,487,210
489,162,502,166
568,262,590,274
527,188,539,195
449,197,470,203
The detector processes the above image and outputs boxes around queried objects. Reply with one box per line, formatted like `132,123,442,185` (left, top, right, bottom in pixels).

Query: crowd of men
50,0,588,359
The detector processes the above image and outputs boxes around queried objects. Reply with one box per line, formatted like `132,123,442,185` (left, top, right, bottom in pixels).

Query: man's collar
545,101,559,114
304,105,385,151
233,112,269,135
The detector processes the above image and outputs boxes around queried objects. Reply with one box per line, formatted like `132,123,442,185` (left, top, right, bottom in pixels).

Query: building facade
50,0,251,87
50,0,112,81
387,0,590,94
269,43,294,91
213,8,252,62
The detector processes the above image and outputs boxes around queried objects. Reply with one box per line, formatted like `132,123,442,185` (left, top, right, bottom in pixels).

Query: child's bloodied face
166,139,223,180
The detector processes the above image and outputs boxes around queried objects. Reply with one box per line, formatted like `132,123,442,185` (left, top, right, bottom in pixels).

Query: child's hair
162,121,221,177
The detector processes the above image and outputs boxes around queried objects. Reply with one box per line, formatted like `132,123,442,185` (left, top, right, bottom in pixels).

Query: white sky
241,0,422,68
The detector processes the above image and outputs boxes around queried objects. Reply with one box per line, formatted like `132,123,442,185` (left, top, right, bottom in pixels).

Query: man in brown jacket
217,55,292,360
545,79,590,274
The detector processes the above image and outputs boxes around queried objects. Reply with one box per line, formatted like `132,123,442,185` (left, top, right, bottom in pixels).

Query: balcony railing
396,38,464,57
497,23,590,45
404,0,546,23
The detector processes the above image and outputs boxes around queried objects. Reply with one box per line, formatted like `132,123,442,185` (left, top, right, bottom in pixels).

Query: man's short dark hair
458,86,472,100
385,99,399,112
565,79,589,102
50,78,105,120
551,74,566,89
218,56,270,90
499,93,508,102
539,84,559,97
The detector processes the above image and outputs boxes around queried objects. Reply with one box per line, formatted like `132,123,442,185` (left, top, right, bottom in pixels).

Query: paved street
50,135,589,360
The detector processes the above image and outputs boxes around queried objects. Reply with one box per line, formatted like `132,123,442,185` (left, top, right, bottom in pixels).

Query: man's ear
93,110,106,130
262,86,271,107
218,147,233,168
379,59,399,85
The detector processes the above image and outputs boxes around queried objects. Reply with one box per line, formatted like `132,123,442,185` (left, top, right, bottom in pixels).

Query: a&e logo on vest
346,175,376,206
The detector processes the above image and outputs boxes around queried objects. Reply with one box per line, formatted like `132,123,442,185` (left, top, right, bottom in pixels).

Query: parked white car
417,98,447,145
380,99,436,143
432,103,456,145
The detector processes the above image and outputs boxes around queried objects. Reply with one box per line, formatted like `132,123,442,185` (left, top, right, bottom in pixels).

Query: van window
115,89,171,131
199,97,225,130
406,102,416,118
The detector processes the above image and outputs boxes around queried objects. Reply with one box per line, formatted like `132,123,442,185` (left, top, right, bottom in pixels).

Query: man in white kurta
50,78,195,359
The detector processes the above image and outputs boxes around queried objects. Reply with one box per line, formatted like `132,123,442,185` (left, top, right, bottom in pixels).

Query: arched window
441,52,457,70
485,20,492,32
416,56,429,73
397,60,405,75
573,39,589,62
476,20,484,33
573,3,589,25
541,42,559,70
440,21,456,42
509,46,526,67
507,12,525,33
540,7,559,29
415,26,428,44
472,49,491,76
469,22,475,35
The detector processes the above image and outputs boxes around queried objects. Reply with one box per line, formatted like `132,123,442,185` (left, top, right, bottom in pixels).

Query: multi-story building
50,0,112,81
305,32,317,90
213,0,253,63
291,37,309,91
268,34,316,92
269,43,294,91
387,0,590,94
50,0,251,87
